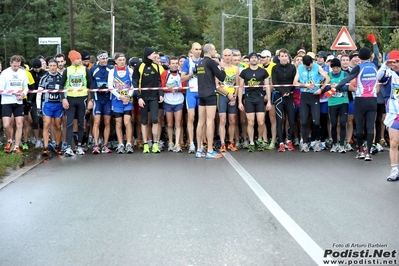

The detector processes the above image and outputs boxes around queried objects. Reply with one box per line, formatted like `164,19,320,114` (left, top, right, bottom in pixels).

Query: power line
1,0,30,35
93,0,111,13
225,13,399,29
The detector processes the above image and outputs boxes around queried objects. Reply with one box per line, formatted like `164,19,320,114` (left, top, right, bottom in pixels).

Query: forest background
0,0,398,65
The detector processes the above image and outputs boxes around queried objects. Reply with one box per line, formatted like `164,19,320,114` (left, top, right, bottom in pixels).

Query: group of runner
1,33,399,181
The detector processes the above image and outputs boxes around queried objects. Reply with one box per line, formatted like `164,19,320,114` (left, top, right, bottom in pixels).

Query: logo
323,243,397,265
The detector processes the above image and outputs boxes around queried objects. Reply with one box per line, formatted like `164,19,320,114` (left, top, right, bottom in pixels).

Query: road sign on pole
330,27,357,50
38,37,62,55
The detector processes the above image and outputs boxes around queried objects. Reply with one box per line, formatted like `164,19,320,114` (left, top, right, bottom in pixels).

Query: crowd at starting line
1,33,399,181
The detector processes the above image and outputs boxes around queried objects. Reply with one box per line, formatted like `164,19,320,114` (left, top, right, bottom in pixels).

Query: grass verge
0,150,24,177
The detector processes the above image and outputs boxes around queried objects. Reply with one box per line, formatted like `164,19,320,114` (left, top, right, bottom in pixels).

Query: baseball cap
306,52,316,60
387,50,399,61
160,56,168,63
31,58,42,68
297,49,306,54
316,51,327,59
260,50,272,57
248,52,258,59
326,55,335,62
330,58,341,68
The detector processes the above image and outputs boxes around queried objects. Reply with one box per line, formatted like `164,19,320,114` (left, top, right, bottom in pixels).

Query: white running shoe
76,146,85,155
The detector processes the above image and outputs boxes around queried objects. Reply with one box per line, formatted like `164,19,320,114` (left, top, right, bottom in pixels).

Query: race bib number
69,75,84,87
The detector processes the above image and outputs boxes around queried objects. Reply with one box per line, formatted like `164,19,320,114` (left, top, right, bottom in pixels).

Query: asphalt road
0,148,398,266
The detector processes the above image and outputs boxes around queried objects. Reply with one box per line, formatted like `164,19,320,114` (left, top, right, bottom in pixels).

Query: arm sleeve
335,65,360,91
377,63,389,83
132,65,141,99
211,61,226,82
109,69,120,99
59,69,68,100
372,43,380,67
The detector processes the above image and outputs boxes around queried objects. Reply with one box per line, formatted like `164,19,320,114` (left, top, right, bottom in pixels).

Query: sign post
38,37,62,55
330,27,357,51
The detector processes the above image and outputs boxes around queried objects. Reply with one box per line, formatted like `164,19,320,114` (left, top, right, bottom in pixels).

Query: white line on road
223,152,336,266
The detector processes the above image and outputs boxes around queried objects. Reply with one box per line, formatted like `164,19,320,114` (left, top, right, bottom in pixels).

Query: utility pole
3,34,6,66
248,0,253,54
310,0,317,53
221,12,225,52
348,0,356,43
111,0,115,56
69,0,75,50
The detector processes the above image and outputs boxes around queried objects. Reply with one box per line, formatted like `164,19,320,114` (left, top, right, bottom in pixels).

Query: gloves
324,88,336,98
192,65,198,75
37,109,42,117
367,33,376,44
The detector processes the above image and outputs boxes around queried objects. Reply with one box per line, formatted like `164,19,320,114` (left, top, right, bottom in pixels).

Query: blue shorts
320,102,328,114
164,102,183,113
348,101,354,115
217,94,237,114
42,102,63,118
186,89,199,109
94,99,112,116
112,101,133,114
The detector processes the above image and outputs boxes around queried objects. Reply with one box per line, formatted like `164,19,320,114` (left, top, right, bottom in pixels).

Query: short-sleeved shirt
239,67,268,102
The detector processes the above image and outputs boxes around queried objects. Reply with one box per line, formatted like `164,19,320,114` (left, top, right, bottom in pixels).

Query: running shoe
219,143,226,152
22,142,29,150
286,140,295,151
168,142,175,152
62,142,68,151
64,146,74,157
256,139,265,151
345,143,354,152
364,153,372,161
338,145,346,153
4,141,12,153
320,142,327,150
152,142,161,153
35,139,43,149
101,145,112,153
125,143,134,154
370,144,378,155
206,150,222,159
330,143,339,153
42,149,50,156
195,149,206,158
143,143,150,154
242,139,249,149
55,145,63,155
300,143,309,153
235,140,241,149
278,143,285,152
48,141,56,151
266,142,276,150
13,147,23,155
228,142,238,151
174,145,182,153
387,169,399,182
215,140,221,150
314,141,321,152
379,138,387,147
188,142,196,154
116,144,125,154
138,140,143,149
92,146,100,154
76,146,85,155
309,141,315,151
376,143,384,152
158,140,164,151
293,138,300,146
356,150,365,159
248,143,255,152
326,138,333,148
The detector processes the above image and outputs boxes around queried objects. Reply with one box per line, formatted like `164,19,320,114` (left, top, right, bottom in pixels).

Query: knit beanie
143,47,155,59
80,50,90,61
31,58,42,68
330,58,341,68
358,47,371,60
68,50,81,62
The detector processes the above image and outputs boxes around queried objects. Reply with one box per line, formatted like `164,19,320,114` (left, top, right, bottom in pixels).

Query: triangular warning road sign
330,26,357,50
